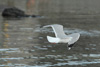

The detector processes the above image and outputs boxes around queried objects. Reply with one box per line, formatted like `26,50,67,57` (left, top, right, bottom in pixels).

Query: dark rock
2,7,40,18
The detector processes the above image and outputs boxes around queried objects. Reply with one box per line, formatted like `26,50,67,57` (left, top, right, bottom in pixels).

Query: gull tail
47,36,60,43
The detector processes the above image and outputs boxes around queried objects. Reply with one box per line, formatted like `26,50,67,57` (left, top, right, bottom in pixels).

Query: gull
43,24,80,50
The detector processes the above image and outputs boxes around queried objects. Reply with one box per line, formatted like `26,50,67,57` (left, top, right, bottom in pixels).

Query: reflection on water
0,0,100,67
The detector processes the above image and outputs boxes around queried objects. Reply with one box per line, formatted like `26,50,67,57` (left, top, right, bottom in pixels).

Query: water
0,0,100,67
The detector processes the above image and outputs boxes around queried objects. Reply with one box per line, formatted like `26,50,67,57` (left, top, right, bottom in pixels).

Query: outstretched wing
68,33,80,45
43,24,67,38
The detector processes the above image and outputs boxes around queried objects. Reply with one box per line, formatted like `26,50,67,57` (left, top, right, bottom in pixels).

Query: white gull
43,24,80,50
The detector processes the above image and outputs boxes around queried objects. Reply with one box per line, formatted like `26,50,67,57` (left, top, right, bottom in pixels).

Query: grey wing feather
43,24,67,38
51,24,67,38
68,33,80,45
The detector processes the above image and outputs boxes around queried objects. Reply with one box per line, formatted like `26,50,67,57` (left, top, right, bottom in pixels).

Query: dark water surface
0,0,100,67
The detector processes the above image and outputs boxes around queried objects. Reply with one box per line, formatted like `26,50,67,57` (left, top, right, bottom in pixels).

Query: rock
2,7,40,18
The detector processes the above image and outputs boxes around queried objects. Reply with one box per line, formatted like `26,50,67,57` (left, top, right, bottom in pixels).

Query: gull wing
68,33,80,45
47,36,60,43
43,24,67,38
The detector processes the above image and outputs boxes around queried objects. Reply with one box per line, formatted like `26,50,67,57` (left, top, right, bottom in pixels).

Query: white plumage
43,24,80,50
